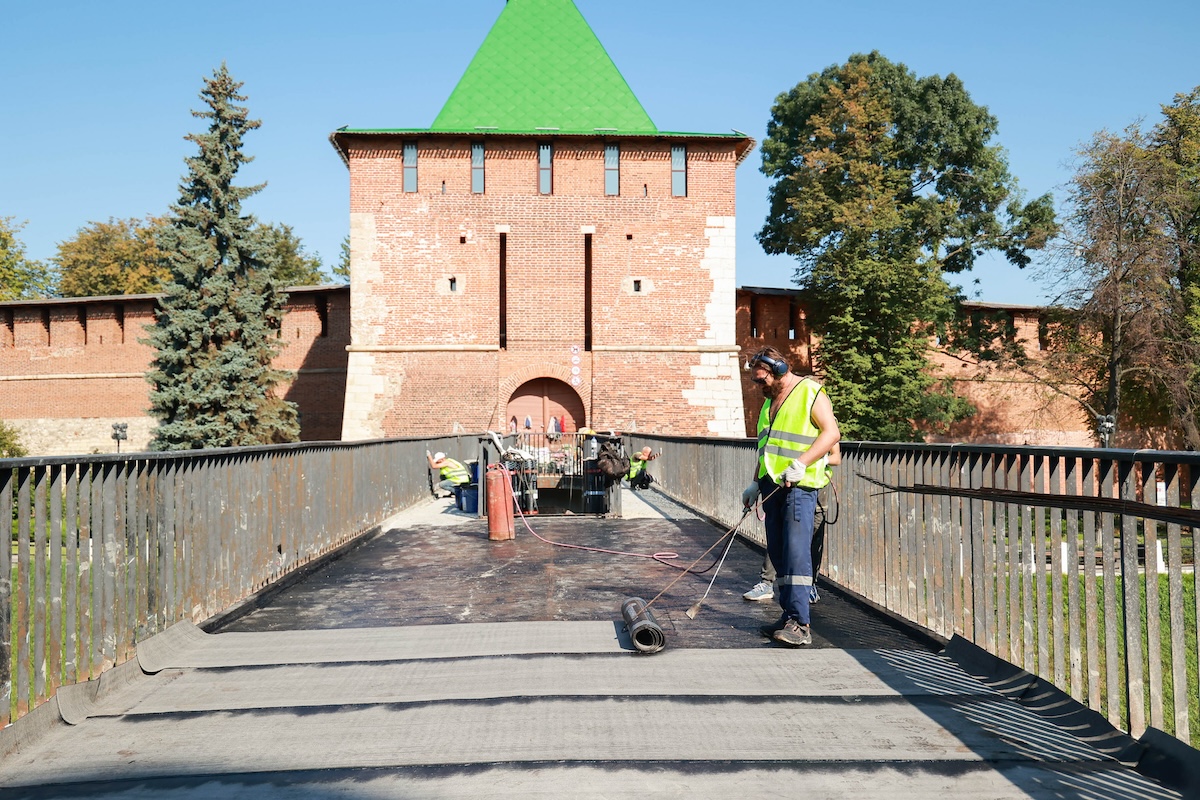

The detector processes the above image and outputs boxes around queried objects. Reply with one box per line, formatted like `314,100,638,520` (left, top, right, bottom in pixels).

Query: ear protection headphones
750,352,790,377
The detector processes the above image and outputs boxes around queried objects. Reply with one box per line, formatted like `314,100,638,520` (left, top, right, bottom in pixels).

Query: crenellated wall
0,286,350,455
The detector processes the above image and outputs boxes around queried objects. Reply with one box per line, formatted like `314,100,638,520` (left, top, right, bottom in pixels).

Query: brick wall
0,287,350,455
734,289,1113,447
339,133,747,440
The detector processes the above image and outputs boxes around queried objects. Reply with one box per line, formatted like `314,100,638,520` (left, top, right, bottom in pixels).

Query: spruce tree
146,64,299,450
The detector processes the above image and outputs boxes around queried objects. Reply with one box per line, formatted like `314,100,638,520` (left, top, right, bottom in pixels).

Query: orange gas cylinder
485,465,515,541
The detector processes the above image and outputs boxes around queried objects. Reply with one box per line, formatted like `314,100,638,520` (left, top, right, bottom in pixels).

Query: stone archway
505,378,585,434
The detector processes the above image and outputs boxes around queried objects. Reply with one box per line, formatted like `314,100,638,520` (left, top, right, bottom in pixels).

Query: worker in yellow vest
427,450,471,498
626,446,659,490
741,347,840,647
744,441,840,604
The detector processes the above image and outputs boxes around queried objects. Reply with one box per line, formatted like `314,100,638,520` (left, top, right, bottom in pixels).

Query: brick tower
331,0,753,439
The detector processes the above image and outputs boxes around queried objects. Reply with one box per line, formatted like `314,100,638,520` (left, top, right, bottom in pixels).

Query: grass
984,567,1198,749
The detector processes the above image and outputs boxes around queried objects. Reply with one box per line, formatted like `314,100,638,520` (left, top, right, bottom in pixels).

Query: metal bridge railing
1,434,474,728
628,434,1200,750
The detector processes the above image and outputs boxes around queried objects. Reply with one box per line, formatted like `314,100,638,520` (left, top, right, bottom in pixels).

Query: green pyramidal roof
431,0,657,134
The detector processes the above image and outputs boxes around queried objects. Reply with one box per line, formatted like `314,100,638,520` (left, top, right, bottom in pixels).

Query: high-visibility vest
440,458,471,485
627,458,646,480
756,377,831,489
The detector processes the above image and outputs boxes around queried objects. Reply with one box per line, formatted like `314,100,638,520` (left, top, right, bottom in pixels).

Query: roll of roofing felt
620,596,666,654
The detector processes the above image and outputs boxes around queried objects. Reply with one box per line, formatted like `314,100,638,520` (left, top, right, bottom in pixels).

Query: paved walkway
0,488,1183,798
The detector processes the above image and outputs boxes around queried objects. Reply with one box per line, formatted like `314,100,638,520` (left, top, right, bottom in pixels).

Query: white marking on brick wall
687,216,745,437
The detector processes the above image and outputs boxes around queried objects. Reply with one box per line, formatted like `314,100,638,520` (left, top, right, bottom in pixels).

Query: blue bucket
460,486,479,514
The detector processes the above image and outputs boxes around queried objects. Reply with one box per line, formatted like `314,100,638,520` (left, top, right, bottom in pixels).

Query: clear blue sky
3,0,1198,304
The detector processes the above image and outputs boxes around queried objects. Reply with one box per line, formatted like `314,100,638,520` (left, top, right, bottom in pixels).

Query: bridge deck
0,489,1181,798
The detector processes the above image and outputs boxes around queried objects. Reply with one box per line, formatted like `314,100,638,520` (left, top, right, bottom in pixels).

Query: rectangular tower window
471,141,485,194
538,142,553,195
584,234,593,351
499,233,508,350
604,143,620,196
403,141,418,193
671,144,687,197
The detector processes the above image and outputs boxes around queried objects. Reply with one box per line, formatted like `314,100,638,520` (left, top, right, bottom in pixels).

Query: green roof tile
431,0,657,134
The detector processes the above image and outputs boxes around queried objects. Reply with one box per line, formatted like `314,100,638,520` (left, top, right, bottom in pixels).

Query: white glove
742,482,760,508
782,459,806,485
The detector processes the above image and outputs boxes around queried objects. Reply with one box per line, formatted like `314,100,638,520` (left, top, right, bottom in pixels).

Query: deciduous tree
0,217,53,300
145,64,299,450
53,215,171,297
1045,127,1176,444
0,419,27,458
759,52,1055,441
256,221,326,287
978,91,1200,449
1152,87,1200,447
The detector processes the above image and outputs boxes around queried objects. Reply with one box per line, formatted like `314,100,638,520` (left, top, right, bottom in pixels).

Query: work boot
759,615,788,639
773,619,812,647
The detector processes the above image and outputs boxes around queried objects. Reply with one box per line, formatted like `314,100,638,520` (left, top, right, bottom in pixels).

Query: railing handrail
2,433,480,730
628,433,1199,751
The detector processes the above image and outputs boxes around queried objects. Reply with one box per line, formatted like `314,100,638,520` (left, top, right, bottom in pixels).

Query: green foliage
333,235,350,282
145,64,299,450
758,53,1052,439
1150,87,1200,447
53,215,171,297
0,419,27,458
0,217,54,300
1010,97,1200,448
256,221,326,287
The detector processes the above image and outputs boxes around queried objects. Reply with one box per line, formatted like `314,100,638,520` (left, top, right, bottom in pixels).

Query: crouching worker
742,347,840,648
427,450,471,499
626,446,660,490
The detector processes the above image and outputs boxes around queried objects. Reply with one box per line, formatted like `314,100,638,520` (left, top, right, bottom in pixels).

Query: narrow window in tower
317,295,329,338
41,308,51,346
115,304,125,344
499,233,508,350
449,277,458,293
403,141,418,193
750,296,759,338
79,306,88,345
2,309,13,347
633,279,642,293
472,142,485,194
789,298,798,340
604,143,620,196
538,142,553,195
584,234,593,351
671,144,687,197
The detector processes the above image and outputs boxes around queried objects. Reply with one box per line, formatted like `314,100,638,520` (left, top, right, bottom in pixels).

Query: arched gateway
505,378,585,434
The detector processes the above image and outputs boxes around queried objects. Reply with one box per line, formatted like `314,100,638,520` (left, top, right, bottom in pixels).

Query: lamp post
111,422,128,453
1096,414,1115,448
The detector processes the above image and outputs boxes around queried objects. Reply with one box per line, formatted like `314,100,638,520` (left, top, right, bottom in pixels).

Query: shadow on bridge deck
0,487,1184,799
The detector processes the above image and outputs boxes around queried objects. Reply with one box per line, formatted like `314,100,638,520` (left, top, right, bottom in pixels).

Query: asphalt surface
215,487,938,651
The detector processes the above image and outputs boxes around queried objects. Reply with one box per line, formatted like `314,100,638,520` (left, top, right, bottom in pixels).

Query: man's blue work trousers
758,476,817,625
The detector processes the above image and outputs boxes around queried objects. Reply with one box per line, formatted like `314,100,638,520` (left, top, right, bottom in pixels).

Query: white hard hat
433,452,445,461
